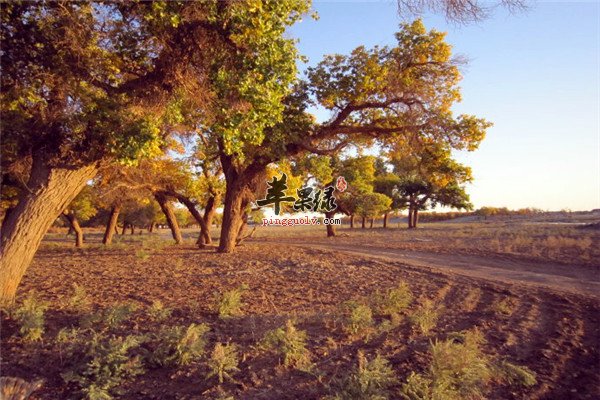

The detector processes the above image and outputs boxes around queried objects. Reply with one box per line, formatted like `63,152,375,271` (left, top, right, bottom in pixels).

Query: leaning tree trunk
383,212,389,228
103,205,121,245
197,194,219,246
0,162,97,305
155,193,183,244
350,214,355,228
159,190,210,247
63,212,84,248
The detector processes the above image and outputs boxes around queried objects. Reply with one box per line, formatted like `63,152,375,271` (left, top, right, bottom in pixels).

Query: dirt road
262,239,600,298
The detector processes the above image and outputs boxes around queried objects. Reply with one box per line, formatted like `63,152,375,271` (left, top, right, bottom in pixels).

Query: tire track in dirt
265,240,600,299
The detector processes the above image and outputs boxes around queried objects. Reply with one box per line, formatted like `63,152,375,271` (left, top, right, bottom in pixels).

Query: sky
287,0,600,212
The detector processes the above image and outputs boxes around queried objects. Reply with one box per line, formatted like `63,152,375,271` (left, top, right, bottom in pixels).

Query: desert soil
1,226,599,399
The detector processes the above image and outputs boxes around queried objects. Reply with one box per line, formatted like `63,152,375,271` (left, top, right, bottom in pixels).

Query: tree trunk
197,194,219,246
0,162,97,305
103,205,120,245
361,217,366,229
67,225,74,236
148,221,155,233
370,218,374,228
407,207,414,229
63,212,84,248
412,208,419,228
383,212,389,228
155,193,183,244
130,224,135,235
159,190,209,247
325,211,336,237
121,223,128,235
218,180,246,253
237,211,248,241
350,214,354,228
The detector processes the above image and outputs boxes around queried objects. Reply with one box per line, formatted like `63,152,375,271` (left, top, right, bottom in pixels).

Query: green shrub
261,320,312,370
13,292,48,342
147,300,172,322
58,329,145,400
329,351,397,400
344,302,374,339
409,299,440,335
217,284,249,319
135,248,151,261
150,323,210,366
371,282,413,317
400,329,536,400
206,342,240,384
80,302,138,331
494,361,537,387
68,283,92,312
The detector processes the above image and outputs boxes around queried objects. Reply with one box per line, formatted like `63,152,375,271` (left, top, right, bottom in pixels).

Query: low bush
217,284,249,319
57,329,145,400
261,320,312,370
409,299,440,335
206,342,240,384
149,323,210,366
13,291,48,342
327,350,397,400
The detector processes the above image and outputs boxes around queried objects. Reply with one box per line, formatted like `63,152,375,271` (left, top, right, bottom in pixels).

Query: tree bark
383,212,389,228
218,180,246,253
63,212,84,248
159,190,210,247
370,218,374,228
103,205,121,245
0,161,97,305
197,194,219,246
361,217,366,229
155,192,183,244
121,223,128,235
350,214,355,228
325,211,336,237
412,208,419,228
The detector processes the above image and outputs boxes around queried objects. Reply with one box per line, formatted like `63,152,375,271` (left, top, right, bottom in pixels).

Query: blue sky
287,1,599,211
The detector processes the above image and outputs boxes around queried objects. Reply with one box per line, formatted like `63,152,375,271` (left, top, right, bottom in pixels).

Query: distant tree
373,172,403,228
62,186,97,248
397,0,526,24
355,192,393,229
392,142,473,228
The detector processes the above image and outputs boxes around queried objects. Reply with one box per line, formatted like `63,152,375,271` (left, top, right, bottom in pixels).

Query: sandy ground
1,221,599,399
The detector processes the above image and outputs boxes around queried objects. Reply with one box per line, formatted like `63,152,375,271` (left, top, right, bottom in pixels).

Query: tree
392,142,474,228
62,186,97,247
396,0,526,24
211,20,489,252
373,172,403,228
0,1,252,303
355,192,393,229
